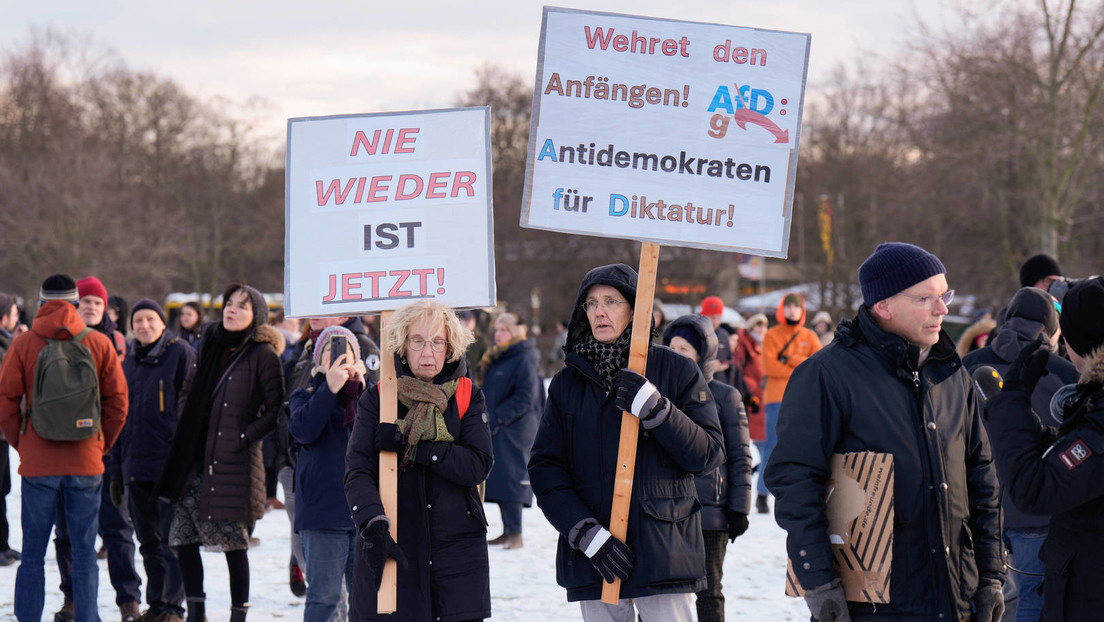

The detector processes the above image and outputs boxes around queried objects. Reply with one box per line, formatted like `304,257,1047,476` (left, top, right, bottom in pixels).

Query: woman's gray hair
494,312,526,340
384,299,474,363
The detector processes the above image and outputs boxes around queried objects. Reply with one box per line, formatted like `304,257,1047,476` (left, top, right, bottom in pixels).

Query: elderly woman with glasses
345,300,492,622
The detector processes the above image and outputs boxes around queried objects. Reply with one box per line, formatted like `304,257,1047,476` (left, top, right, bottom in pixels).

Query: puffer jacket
345,355,492,622
157,323,284,522
765,306,1003,621
986,347,1104,622
115,332,196,484
662,314,752,531
761,293,821,404
528,263,724,602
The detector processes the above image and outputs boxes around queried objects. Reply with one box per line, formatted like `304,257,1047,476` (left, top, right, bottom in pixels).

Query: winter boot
756,494,770,514
230,604,249,622
53,601,75,622
185,596,207,622
487,533,509,545
119,601,142,622
503,533,524,549
290,556,307,597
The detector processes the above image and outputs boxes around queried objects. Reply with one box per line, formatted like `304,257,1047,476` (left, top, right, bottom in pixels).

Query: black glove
611,369,668,425
361,519,408,590
575,523,635,583
373,422,405,453
109,479,125,509
1004,338,1050,395
726,512,749,542
804,578,851,622
974,579,1004,622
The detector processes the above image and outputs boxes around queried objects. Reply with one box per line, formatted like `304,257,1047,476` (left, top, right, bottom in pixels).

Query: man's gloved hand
726,512,749,542
360,519,408,590
611,369,670,427
804,578,851,622
574,522,635,583
109,479,125,509
1003,338,1050,395
373,422,405,453
974,579,1005,622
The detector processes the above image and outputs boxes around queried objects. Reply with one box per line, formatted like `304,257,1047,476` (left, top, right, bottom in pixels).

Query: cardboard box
785,451,894,603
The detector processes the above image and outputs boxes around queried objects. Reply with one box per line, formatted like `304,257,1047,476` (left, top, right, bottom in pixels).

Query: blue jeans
1006,527,1046,622
56,478,141,605
756,402,781,496
16,475,102,622
301,528,355,622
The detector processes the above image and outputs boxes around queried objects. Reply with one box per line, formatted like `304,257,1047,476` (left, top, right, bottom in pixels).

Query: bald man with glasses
765,243,1004,622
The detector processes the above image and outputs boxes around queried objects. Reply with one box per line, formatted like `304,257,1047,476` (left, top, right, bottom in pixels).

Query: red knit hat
77,276,108,303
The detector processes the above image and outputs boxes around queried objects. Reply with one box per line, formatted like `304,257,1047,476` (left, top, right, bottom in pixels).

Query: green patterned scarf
395,376,457,468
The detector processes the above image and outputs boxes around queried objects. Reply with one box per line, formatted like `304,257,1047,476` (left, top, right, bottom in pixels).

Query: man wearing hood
984,277,1104,622
758,293,821,514
662,314,752,622
765,243,1004,622
963,288,1078,622
528,264,724,621
0,274,129,622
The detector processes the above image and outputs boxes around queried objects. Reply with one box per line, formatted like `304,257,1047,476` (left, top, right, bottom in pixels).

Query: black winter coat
765,307,1003,621
116,332,196,483
482,338,542,506
345,356,493,622
662,314,752,531
528,263,725,602
986,349,1104,622
962,317,1078,531
158,323,284,522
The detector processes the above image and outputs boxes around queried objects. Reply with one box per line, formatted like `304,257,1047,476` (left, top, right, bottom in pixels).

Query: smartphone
329,335,347,364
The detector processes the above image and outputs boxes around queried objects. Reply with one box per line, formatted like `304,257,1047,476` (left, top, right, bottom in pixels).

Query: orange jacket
761,294,821,404
0,301,129,477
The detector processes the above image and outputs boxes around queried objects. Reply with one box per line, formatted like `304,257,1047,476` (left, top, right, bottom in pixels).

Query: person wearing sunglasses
766,242,1004,622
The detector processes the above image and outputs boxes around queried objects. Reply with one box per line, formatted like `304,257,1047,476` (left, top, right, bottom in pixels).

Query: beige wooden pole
377,311,399,613
601,242,661,604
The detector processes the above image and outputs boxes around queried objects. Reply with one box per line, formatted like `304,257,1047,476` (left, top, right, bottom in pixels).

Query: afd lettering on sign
322,268,447,305
706,84,790,143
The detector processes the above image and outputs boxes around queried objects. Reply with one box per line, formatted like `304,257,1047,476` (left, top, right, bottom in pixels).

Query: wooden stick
377,311,399,613
601,242,661,604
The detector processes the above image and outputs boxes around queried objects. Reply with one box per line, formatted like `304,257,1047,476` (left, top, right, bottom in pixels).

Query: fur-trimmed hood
252,323,286,357
1077,344,1104,385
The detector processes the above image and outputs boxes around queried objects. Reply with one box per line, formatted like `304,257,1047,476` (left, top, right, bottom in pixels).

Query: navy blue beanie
1059,277,1104,356
858,243,946,306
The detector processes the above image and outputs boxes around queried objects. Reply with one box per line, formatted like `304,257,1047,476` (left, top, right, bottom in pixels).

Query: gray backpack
23,327,101,441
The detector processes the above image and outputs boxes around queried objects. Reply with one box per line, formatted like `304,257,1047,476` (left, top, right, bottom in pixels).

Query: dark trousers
55,479,141,604
696,530,728,622
499,502,523,535
128,481,185,616
0,440,10,550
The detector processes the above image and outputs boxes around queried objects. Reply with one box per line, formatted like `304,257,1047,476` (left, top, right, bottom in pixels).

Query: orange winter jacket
0,301,128,477
761,294,821,404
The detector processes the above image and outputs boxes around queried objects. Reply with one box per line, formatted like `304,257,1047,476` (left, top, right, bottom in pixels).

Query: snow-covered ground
0,450,809,621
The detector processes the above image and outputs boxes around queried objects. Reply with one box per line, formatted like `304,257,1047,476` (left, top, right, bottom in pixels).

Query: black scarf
573,328,633,389
155,322,252,501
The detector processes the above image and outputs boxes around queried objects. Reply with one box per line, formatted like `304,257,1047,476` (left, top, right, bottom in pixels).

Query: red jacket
734,328,765,441
0,301,128,476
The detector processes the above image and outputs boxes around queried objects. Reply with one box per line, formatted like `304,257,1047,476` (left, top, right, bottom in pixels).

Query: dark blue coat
288,374,355,533
482,338,542,506
345,355,493,622
528,263,724,602
116,332,195,483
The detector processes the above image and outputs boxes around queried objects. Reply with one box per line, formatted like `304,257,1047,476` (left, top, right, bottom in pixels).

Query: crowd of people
0,242,1099,622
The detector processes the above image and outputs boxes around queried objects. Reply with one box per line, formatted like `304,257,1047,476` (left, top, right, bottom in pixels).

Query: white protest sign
285,108,496,317
521,8,810,257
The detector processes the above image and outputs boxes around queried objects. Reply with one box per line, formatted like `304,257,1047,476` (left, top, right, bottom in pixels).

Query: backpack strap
456,376,472,420
72,327,94,344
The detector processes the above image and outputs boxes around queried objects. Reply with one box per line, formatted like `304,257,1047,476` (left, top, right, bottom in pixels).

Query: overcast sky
5,1,968,139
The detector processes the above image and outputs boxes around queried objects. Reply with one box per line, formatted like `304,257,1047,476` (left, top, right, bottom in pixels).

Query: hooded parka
662,314,752,530
482,337,542,507
761,293,821,405
344,355,493,622
528,263,725,602
765,306,1003,621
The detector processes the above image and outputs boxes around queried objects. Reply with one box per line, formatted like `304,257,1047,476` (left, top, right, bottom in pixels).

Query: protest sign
521,7,810,257
285,107,496,317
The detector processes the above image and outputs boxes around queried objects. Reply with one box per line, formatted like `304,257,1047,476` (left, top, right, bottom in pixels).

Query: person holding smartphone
289,326,367,622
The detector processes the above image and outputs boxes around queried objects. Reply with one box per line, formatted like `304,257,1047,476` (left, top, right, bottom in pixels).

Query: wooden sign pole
601,242,661,604
377,311,399,613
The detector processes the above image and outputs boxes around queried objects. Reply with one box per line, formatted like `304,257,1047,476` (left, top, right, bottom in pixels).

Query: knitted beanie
77,276,108,303
1059,277,1104,356
858,243,946,306
667,324,703,357
40,274,79,304
1019,254,1062,288
313,325,361,369
131,298,166,324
